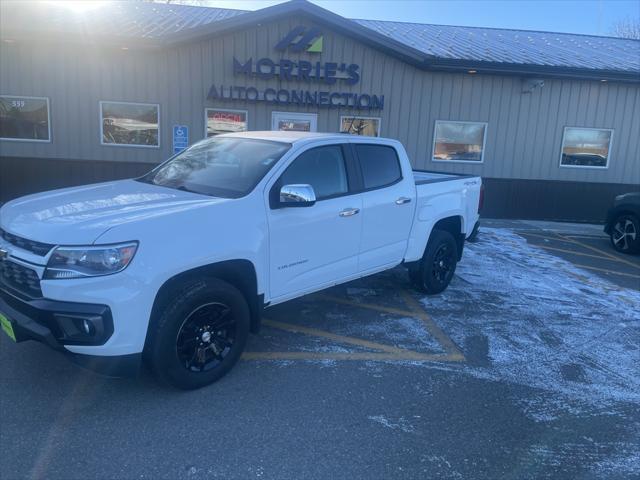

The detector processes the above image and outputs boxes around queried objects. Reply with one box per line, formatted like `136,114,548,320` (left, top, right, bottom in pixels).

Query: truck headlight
44,242,138,279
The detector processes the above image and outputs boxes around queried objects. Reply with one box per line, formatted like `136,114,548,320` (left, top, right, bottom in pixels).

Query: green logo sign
275,26,323,53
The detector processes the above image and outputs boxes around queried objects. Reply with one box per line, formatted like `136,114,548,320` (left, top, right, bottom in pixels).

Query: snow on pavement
421,227,640,407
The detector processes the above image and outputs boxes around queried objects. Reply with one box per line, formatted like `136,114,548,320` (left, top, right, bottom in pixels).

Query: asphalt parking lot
1,220,639,480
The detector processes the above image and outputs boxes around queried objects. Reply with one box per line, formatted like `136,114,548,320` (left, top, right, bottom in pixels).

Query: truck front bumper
0,286,141,377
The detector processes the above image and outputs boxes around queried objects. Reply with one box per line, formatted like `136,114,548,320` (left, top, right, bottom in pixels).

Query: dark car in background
604,192,640,254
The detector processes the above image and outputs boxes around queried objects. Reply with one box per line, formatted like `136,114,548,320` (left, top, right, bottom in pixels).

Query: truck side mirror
279,184,316,208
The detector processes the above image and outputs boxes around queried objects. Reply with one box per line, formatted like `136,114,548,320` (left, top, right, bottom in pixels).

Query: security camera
522,78,545,93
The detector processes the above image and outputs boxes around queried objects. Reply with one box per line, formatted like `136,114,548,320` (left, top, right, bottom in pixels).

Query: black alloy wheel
431,243,455,284
176,302,236,372
146,278,250,390
409,229,459,294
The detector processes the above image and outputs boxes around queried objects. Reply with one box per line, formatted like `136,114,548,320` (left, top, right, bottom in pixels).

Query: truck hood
0,180,221,245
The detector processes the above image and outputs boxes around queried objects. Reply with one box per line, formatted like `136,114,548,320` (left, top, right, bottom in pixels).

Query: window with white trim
0,95,51,142
560,127,612,168
340,116,381,137
100,101,159,147
206,109,248,137
432,121,487,163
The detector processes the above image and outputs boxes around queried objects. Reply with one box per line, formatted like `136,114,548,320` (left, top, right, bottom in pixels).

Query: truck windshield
138,137,291,198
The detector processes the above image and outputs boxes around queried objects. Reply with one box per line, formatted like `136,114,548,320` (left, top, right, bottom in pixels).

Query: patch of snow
421,455,463,479
367,414,415,433
594,446,640,477
420,227,640,411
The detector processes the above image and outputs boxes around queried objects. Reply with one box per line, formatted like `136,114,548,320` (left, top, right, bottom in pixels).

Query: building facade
1,0,638,221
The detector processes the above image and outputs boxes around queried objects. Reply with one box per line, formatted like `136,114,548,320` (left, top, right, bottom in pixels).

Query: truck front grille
0,228,55,256
0,260,43,298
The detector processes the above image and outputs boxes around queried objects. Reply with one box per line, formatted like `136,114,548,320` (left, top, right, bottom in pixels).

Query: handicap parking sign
173,125,189,154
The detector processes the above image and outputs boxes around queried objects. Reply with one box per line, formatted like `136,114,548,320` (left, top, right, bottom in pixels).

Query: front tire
409,229,459,294
146,278,250,390
609,214,640,254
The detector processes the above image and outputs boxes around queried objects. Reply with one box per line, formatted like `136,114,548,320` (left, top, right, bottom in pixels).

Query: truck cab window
280,145,349,200
355,144,402,189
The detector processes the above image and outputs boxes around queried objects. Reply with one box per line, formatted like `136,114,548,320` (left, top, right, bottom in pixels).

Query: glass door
271,112,318,132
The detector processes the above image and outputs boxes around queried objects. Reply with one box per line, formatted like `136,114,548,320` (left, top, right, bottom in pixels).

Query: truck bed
413,170,476,185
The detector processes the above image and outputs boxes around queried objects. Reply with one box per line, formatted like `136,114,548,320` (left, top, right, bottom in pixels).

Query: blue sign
173,125,189,154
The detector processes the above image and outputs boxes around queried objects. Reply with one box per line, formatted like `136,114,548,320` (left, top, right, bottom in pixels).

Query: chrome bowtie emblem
0,248,7,260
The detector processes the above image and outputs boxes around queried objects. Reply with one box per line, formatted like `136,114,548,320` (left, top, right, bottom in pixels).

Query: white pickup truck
0,132,482,389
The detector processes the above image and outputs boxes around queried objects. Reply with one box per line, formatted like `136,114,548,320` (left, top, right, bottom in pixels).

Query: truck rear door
352,143,415,273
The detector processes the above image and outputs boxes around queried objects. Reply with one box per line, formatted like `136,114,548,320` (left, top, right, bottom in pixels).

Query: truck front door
266,144,362,301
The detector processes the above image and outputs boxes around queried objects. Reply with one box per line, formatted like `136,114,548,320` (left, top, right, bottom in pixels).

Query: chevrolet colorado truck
0,132,482,389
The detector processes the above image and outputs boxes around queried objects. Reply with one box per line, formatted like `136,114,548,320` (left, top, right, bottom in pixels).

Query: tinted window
138,137,290,198
280,145,348,200
0,96,50,141
356,144,402,189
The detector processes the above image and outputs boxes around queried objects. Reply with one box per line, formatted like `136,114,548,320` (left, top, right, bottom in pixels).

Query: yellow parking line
243,291,469,363
319,294,418,318
518,230,640,272
571,264,640,279
242,351,462,362
555,233,640,270
399,291,466,360
565,234,607,240
523,249,638,279
262,318,421,357
320,293,465,360
534,244,623,262
518,231,575,243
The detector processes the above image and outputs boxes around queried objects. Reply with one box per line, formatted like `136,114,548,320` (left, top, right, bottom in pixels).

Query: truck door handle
395,197,412,205
339,208,360,217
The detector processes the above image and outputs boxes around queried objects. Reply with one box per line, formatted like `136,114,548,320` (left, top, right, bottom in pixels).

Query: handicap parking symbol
173,125,189,154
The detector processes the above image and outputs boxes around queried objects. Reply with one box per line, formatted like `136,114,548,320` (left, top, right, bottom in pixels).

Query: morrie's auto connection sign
207,26,385,110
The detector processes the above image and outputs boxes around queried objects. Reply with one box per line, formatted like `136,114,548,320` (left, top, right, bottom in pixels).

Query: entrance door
271,112,318,132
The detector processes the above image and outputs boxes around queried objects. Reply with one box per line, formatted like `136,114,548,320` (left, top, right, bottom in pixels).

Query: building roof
1,0,638,81
354,20,639,74
0,1,246,40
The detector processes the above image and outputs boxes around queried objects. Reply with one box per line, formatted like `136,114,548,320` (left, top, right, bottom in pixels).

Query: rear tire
146,277,250,390
409,229,458,294
609,214,640,254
